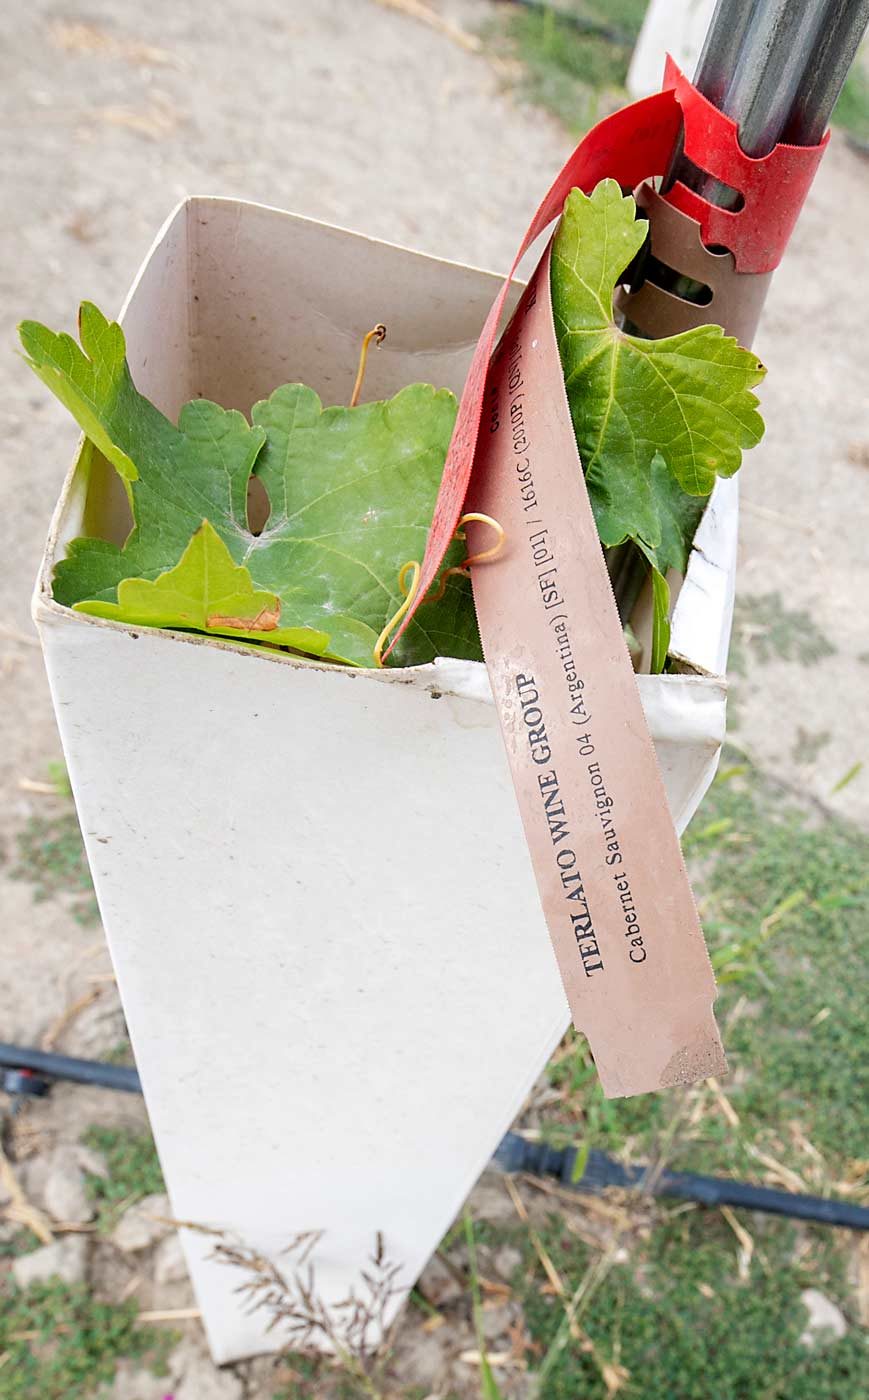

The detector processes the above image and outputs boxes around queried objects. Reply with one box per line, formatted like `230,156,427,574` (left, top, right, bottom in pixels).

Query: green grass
486,2,647,134
727,592,837,729
494,8,868,156
791,727,832,766
10,810,98,927
517,1213,868,1399
685,763,869,1168
729,592,836,675
0,1280,171,1400
102,1037,136,1067
541,752,869,1179
80,1125,165,1234
0,1231,38,1260
465,1211,505,1400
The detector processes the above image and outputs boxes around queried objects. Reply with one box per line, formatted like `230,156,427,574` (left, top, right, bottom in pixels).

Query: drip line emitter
15,0,869,1364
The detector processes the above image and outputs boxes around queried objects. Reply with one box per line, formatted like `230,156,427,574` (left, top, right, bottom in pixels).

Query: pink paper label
466,252,725,1099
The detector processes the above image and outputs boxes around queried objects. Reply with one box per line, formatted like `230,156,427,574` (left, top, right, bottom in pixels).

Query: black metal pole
722,0,832,154
615,0,869,625
783,0,869,145
692,0,758,110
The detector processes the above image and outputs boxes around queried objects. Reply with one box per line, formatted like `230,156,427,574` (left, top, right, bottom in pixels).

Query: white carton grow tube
34,197,734,1363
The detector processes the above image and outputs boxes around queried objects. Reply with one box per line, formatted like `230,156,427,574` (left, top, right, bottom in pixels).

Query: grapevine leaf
244,382,481,668
21,305,266,606
77,520,335,657
20,302,142,482
20,305,481,668
649,566,671,676
645,452,708,577
551,179,765,569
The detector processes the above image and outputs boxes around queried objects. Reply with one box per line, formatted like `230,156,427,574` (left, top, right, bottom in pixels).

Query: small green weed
465,1211,505,1400
102,1037,135,1066
0,1279,171,1400
10,810,98,926
46,760,72,798
81,1125,164,1234
517,1213,868,1399
791,727,832,766
271,1352,321,1399
729,591,836,675
496,6,868,154
0,1230,37,1260
486,1,646,134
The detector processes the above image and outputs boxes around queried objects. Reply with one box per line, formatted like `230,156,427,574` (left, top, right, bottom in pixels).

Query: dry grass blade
373,0,481,52
459,1349,525,1369
706,1075,740,1129
40,985,102,1051
854,1236,869,1326
720,1206,755,1282
463,1211,506,1400
136,1307,201,1323
0,1143,54,1245
48,20,182,68
505,1177,630,1396
0,623,40,647
748,1146,808,1194
210,1227,404,1398
87,97,182,140
504,1176,566,1302
533,1246,620,1396
522,1172,632,1227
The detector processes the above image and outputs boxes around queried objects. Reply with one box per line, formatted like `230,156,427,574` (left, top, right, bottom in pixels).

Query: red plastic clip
662,57,828,274
383,88,683,657
386,68,828,653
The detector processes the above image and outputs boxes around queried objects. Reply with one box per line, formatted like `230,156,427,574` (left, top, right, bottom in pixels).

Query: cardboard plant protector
22,69,824,1359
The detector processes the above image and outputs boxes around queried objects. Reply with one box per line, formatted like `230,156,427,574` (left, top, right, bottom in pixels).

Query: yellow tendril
415,512,506,604
373,514,505,666
455,512,506,567
350,323,387,408
374,561,420,668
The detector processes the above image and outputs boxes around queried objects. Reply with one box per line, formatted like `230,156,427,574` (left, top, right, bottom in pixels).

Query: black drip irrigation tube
1,1041,866,1231
494,1132,869,1232
0,1042,141,1097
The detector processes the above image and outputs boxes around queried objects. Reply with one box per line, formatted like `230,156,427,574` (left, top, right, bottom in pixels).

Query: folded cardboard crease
34,197,733,1362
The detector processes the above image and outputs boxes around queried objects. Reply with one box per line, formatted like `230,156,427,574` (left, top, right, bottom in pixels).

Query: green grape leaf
648,566,671,676
244,382,481,668
77,520,336,657
20,305,481,668
20,302,142,482
20,306,266,607
551,179,766,571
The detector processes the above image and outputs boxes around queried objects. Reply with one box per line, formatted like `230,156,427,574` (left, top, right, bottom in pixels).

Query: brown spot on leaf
206,605,280,633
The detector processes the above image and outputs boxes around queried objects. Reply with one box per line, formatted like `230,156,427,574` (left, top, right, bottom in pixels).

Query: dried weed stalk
210,1227,405,1396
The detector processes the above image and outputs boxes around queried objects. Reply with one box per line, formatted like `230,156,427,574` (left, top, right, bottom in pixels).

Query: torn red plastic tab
384,88,683,658
662,57,828,274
